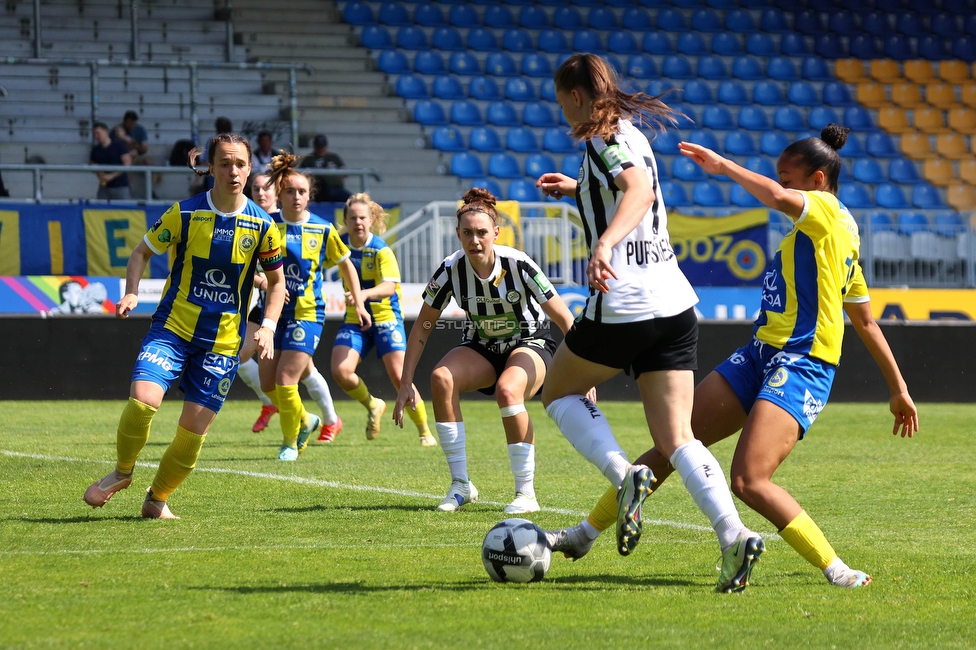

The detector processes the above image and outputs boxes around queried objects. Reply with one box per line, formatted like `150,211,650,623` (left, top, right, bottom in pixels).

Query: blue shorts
714,337,835,437
274,319,323,355
333,321,406,359
131,326,239,413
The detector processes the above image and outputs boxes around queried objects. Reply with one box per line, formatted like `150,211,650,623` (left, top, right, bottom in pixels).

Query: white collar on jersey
347,232,374,252
206,190,247,217
282,210,310,225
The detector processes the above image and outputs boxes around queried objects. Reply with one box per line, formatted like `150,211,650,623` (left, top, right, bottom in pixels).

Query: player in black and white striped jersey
393,188,578,515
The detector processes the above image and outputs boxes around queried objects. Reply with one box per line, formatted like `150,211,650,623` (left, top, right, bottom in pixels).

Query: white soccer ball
481,518,552,583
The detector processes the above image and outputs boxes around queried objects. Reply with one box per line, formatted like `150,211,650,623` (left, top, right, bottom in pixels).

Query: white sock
670,439,744,551
545,394,629,486
580,520,600,541
301,368,337,424
823,557,849,582
507,442,535,497
237,358,270,405
436,421,467,482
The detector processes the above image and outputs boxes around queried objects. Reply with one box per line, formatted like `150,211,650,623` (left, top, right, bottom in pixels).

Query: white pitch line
0,542,478,557
2,449,777,540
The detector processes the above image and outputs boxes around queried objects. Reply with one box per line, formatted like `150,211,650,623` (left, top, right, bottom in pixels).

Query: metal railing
0,163,381,203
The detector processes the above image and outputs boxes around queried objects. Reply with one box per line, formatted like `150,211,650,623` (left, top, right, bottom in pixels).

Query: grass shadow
260,504,431,514
547,573,700,588
9,515,146,524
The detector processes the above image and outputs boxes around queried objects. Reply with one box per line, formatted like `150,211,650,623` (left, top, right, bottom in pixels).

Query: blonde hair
456,187,498,226
266,151,313,194
554,53,680,142
342,192,389,234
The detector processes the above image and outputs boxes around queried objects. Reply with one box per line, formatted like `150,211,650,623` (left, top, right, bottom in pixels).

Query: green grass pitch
1,399,973,648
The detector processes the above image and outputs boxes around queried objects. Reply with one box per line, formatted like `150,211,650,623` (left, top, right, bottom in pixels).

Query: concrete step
232,21,349,36
263,70,386,86
230,8,339,23
292,106,407,122
5,6,215,21
301,121,422,138
251,56,372,73
298,95,403,110
3,89,277,106
265,80,390,98
0,39,242,61
237,32,355,48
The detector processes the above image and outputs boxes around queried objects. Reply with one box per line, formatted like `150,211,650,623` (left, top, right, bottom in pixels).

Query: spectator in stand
251,131,275,171
192,117,234,194
114,110,158,198
298,134,351,202
90,121,132,201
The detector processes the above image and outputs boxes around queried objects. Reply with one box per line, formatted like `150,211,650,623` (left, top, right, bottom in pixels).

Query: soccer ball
481,518,552,583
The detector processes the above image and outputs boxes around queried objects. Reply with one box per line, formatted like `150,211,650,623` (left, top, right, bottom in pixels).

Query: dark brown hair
456,187,498,226
186,133,252,176
266,151,313,194
554,53,680,142
781,123,850,194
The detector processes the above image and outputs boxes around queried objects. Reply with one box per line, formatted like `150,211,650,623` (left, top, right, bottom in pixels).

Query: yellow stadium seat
947,184,976,211
904,60,936,85
870,59,902,84
892,82,923,108
959,159,976,186
856,82,889,108
962,83,976,109
901,131,937,159
948,107,976,135
936,133,971,160
834,59,868,83
925,82,959,110
914,106,949,134
878,107,912,133
939,60,971,84
923,159,957,186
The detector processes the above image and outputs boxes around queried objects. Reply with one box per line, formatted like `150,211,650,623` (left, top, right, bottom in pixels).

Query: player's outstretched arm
117,241,155,318
535,172,578,200
844,300,919,438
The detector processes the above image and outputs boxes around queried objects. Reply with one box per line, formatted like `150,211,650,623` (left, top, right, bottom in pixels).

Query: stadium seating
488,153,521,179
508,178,541,202
739,106,770,131
561,153,584,178
693,181,726,207
469,126,503,153
889,158,924,184
469,76,501,101
876,183,911,209
761,132,790,157
431,126,465,152
414,50,446,75
524,153,556,179
432,75,465,100
923,158,956,186
449,52,480,75
471,177,503,199
913,184,949,208
543,128,577,154
451,152,485,178
487,101,520,127
900,131,936,159
703,106,735,130
506,127,539,153
450,100,484,126
414,100,447,125
853,159,886,184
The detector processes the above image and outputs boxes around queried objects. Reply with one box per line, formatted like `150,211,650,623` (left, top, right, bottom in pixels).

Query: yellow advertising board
871,288,976,321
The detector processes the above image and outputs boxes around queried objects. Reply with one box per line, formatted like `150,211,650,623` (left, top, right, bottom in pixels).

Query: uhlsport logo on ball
481,518,551,583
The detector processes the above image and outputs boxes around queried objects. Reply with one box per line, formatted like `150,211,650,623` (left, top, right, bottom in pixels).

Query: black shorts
460,335,558,396
247,305,263,326
564,307,698,378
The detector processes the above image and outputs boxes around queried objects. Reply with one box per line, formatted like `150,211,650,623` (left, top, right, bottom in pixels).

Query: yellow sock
344,378,373,407
263,389,279,408
116,398,157,474
587,485,622,532
407,395,430,434
150,426,205,501
779,510,838,570
277,383,305,447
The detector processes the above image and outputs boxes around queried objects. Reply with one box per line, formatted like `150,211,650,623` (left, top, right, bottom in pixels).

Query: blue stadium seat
843,106,875,131
451,152,484,178
697,55,729,80
781,32,810,57
862,210,893,232
725,9,755,32
652,130,680,155
760,131,790,156
702,105,734,130
732,56,764,80
450,100,484,126
504,77,536,102
588,6,617,30
396,26,428,50
622,7,654,31
448,4,480,28
794,10,823,36
433,75,465,100
707,0,737,8
626,54,658,79
760,8,789,33
360,25,393,50
573,30,604,53
661,180,691,207
523,101,555,127
518,5,549,29
876,182,911,208
413,99,447,125
753,81,785,105
888,158,923,184
691,8,722,32
414,2,446,27
540,79,557,102
693,180,726,207
396,74,429,99
717,80,749,105
488,152,522,179
934,211,965,236
506,127,540,153
739,106,770,130
608,30,640,55
378,2,411,26
671,103,697,129
853,158,886,184
642,31,673,55
377,50,410,74
603,54,625,76
656,159,670,180
843,133,866,157
730,184,762,207
952,35,976,62
467,28,499,52
524,153,556,178
919,35,949,60
646,80,676,97
744,156,776,178
838,183,875,208
898,211,930,234
686,128,721,151
661,55,693,79
724,130,758,155
561,153,584,177
682,80,713,105
885,34,917,60
849,35,883,59
501,28,533,53
788,81,819,106
487,101,521,127
862,11,891,37
471,177,503,199
553,6,583,30
829,10,859,37
822,82,854,107
677,32,708,57
657,8,686,30
543,129,580,154
808,106,839,130
469,126,504,152
537,30,570,54
343,1,375,26
711,33,742,56
431,126,465,152
773,106,805,131
485,52,518,77
801,56,832,81
931,12,961,38
414,50,446,75
895,11,924,37
484,5,515,29
745,33,776,57
508,178,541,202
912,184,948,208
432,27,464,51
766,56,800,81
815,34,846,59
866,132,899,157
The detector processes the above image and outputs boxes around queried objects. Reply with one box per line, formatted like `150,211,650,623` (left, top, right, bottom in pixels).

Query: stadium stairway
233,0,461,211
